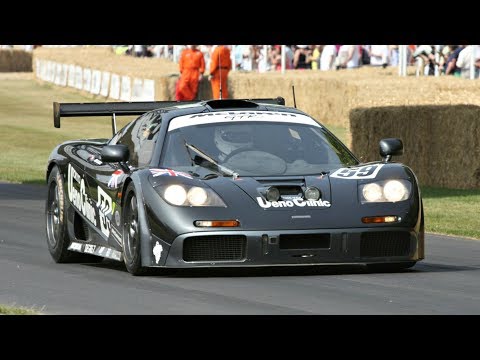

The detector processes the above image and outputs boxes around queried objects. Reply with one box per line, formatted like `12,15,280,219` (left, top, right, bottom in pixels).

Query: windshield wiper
184,141,239,179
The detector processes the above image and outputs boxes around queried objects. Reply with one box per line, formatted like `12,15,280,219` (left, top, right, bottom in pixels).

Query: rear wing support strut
111,113,117,135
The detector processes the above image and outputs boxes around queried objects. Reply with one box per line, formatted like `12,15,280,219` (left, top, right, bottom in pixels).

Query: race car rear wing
53,97,286,136
53,101,197,135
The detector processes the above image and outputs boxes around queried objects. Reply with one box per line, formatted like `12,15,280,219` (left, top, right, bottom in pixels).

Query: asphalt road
1,183,479,314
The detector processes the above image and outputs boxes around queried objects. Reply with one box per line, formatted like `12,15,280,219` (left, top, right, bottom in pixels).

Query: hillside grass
0,74,132,184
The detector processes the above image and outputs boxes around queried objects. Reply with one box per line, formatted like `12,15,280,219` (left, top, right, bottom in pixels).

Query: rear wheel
122,183,149,275
45,165,101,263
366,261,416,273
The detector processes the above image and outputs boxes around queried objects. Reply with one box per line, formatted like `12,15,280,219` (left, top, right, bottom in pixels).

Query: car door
83,112,162,250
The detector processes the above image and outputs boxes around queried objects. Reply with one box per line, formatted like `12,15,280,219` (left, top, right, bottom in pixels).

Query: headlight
187,187,208,206
164,185,187,205
304,186,321,200
159,184,226,207
383,180,407,202
362,183,383,202
359,179,411,203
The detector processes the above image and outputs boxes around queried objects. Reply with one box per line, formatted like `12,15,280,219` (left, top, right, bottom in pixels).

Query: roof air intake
205,97,285,109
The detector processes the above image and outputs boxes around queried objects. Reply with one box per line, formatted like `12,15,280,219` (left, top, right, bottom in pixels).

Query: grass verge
0,304,41,315
421,187,480,239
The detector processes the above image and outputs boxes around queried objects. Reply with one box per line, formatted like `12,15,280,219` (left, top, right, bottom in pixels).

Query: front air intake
360,231,411,257
279,233,330,249
73,211,89,241
183,235,247,262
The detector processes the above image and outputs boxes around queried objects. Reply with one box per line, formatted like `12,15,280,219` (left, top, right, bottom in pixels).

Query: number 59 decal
330,164,384,179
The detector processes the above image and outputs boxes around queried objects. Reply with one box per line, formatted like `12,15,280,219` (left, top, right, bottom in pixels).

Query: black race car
45,97,424,275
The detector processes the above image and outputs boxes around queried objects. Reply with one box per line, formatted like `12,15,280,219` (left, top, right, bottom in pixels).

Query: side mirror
101,144,130,163
379,138,403,163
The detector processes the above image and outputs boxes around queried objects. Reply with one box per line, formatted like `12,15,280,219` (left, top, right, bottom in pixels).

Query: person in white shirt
369,45,389,67
320,45,336,71
413,45,437,75
133,45,146,57
338,45,360,69
456,45,480,78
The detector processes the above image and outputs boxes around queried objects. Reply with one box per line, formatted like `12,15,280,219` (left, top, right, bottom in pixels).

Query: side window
114,112,162,168
109,121,133,145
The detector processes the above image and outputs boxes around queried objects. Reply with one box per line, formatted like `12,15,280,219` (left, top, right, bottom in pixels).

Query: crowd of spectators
3,45,478,79
114,45,480,78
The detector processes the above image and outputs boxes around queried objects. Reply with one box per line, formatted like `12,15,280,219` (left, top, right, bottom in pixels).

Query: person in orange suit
209,45,232,99
176,45,205,101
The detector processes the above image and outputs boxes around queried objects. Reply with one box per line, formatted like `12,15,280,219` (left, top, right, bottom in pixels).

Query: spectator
407,45,416,65
113,45,130,55
236,45,253,71
293,45,312,69
444,45,464,76
209,45,232,99
337,45,360,69
369,45,389,67
456,45,480,78
438,45,451,74
284,45,294,69
255,46,269,72
269,45,282,71
150,45,163,58
389,45,399,66
413,45,437,76
175,45,205,101
360,45,371,65
133,45,146,57
320,45,336,71
311,45,322,70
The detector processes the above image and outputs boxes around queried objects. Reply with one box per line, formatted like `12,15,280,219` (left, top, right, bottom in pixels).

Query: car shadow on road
83,259,479,278
84,260,428,277
84,258,480,277
414,262,480,273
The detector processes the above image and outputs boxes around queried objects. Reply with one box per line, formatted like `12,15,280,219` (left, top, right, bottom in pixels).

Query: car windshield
161,112,358,177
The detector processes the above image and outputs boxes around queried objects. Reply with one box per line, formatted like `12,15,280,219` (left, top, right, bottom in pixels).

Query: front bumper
148,227,424,268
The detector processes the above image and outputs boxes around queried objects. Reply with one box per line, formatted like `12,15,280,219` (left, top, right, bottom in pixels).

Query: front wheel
45,165,101,263
366,261,416,273
122,183,149,275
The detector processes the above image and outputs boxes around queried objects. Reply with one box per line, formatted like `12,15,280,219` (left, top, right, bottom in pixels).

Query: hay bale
228,71,356,129
198,76,213,100
350,105,480,189
0,49,32,72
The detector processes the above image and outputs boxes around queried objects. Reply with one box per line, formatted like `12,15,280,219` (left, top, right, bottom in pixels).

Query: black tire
45,165,102,263
122,183,149,275
366,261,416,273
